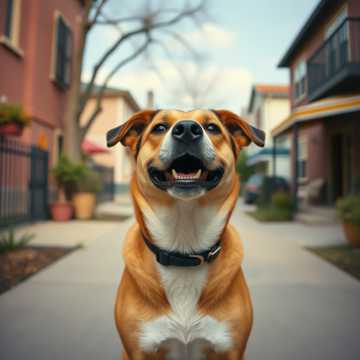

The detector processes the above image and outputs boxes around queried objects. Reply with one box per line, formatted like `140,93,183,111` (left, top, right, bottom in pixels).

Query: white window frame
297,136,308,181
293,60,307,101
0,0,23,57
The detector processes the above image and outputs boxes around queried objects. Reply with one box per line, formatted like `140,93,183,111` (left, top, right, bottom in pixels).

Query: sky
83,0,319,112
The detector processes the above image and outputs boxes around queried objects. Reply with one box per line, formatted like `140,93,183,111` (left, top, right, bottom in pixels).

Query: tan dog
107,109,265,359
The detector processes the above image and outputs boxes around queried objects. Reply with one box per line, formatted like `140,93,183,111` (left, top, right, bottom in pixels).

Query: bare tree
142,28,224,109
63,0,208,162
168,59,224,108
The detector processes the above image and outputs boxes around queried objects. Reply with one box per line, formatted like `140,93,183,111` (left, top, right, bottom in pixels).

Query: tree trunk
63,2,91,162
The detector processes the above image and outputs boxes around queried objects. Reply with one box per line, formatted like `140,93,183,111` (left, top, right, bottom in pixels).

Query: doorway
331,133,351,201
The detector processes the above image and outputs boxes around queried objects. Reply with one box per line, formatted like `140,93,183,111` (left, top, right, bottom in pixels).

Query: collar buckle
207,245,222,263
188,254,205,265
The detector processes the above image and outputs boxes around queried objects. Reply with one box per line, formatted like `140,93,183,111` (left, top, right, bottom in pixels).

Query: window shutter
54,16,72,89
64,26,72,85
4,0,14,38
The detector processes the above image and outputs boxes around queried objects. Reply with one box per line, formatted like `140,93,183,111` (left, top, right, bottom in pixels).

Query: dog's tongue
177,172,197,178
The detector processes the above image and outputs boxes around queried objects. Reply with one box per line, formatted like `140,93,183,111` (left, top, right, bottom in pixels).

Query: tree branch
80,37,152,139
88,0,108,28
95,15,144,25
77,0,207,123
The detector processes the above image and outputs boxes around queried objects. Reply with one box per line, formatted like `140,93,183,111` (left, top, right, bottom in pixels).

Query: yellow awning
272,94,360,137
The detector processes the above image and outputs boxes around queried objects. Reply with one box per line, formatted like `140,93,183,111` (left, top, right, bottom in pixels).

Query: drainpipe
293,123,299,211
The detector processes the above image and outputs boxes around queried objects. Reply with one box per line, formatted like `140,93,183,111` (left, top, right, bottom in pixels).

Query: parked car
244,175,289,204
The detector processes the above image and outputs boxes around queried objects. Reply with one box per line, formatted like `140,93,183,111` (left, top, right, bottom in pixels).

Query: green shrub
51,156,88,199
336,195,360,225
271,191,293,210
75,169,101,193
250,190,294,222
249,207,293,222
52,156,85,186
0,103,30,126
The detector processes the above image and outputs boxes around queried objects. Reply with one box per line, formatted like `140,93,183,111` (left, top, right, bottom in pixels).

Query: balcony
307,18,360,101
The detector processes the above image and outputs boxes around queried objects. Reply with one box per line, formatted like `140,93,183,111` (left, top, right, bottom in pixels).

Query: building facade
273,0,360,206
81,86,140,200
245,84,290,179
0,0,84,164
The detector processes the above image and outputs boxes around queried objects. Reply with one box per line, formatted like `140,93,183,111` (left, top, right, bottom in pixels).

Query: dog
107,109,265,359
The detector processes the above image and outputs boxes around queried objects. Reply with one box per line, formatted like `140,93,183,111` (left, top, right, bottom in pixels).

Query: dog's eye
206,123,221,134
152,123,168,134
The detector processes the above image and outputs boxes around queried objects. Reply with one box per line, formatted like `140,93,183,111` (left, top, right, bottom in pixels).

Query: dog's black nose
172,120,203,143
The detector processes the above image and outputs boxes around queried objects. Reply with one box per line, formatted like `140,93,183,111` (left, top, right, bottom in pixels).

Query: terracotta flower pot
50,202,73,221
0,122,24,136
73,192,96,220
342,222,360,248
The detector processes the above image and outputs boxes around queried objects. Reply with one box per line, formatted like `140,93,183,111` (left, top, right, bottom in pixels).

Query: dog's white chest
139,266,233,358
140,202,232,357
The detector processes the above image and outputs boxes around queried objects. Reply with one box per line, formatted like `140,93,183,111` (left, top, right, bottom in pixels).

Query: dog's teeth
171,169,202,180
194,169,202,179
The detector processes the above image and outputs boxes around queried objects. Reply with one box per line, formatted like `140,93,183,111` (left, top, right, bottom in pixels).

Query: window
3,0,21,46
294,60,307,100
325,8,349,75
325,7,347,39
53,15,72,89
297,137,307,180
53,130,64,162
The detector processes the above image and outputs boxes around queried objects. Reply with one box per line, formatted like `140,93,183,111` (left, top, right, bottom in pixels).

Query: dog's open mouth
148,154,224,191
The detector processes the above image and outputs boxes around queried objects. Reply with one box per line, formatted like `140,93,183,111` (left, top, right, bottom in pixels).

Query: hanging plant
0,103,31,137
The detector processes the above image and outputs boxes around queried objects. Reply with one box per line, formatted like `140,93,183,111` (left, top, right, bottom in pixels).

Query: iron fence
0,137,49,228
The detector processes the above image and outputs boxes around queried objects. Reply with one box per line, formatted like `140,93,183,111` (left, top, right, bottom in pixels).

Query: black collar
143,235,222,267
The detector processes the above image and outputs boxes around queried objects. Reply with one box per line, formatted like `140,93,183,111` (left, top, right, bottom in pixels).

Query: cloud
185,22,236,49
93,59,254,112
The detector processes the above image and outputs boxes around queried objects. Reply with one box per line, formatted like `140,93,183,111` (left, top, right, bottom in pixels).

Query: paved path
0,220,129,360
0,203,360,359
235,204,360,360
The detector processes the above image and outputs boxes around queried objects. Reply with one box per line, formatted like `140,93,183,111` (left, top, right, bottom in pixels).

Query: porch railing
307,17,360,98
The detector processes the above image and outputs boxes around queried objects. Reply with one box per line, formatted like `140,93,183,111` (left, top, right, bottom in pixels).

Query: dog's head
107,109,265,200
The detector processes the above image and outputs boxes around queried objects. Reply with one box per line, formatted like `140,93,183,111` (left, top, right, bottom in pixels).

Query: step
296,209,339,225
95,201,133,221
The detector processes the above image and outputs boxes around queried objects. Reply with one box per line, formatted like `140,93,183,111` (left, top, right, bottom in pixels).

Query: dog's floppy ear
106,109,159,152
212,109,265,153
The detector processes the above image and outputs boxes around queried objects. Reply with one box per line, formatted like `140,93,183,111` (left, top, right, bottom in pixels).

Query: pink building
0,0,84,164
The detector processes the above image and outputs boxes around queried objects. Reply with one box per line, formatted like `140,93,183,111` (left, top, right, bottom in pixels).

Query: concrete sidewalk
234,204,360,360
0,204,360,359
0,219,129,360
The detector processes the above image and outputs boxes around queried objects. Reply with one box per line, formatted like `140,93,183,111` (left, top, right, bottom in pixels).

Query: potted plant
0,103,30,136
72,169,101,220
336,195,360,247
50,156,83,221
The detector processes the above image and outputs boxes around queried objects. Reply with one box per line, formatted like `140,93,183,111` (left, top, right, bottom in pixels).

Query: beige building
81,85,140,198
245,84,291,178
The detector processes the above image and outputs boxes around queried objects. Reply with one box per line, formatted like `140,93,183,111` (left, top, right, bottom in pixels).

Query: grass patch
0,228,35,253
306,245,360,281
247,207,293,222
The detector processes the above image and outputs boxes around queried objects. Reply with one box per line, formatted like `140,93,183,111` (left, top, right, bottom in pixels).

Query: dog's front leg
121,349,168,360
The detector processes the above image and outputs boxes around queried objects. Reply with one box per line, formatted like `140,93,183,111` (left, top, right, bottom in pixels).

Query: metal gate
0,137,49,228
